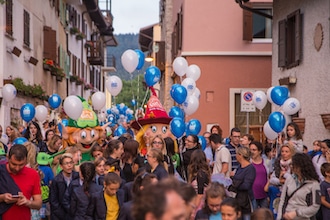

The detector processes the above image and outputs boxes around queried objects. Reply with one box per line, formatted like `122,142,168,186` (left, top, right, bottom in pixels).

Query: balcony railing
86,40,104,65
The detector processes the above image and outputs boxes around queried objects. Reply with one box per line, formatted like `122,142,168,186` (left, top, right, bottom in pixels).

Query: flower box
56,75,63,82
321,114,330,130
43,63,51,71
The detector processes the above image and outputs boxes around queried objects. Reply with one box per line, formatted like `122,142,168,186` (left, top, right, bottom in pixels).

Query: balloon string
140,87,150,109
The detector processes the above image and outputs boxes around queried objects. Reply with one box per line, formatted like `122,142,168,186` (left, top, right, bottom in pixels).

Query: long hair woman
277,153,320,220
187,149,210,219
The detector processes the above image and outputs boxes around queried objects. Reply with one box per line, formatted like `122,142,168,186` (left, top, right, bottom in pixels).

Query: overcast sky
108,0,160,34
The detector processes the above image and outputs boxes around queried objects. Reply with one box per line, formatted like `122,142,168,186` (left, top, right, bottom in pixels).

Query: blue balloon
114,125,127,137
20,103,35,122
145,66,161,87
108,114,116,126
169,106,185,119
186,119,201,136
13,137,28,145
48,94,62,109
198,136,206,151
170,84,187,104
131,99,137,106
268,111,286,133
106,108,111,115
270,86,289,106
62,119,68,127
135,49,145,70
170,117,185,138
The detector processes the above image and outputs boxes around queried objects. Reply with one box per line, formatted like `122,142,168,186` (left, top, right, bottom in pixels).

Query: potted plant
43,59,54,71
76,77,84,85
55,69,66,82
70,75,79,82
84,83,94,90
76,32,86,40
70,27,79,35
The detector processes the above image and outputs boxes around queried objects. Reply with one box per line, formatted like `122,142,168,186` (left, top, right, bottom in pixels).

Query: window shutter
278,19,286,67
243,8,253,41
23,10,30,46
177,11,183,50
294,10,301,63
43,26,57,61
6,0,13,35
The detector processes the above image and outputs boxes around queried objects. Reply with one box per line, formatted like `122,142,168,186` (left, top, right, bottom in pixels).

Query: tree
114,74,149,111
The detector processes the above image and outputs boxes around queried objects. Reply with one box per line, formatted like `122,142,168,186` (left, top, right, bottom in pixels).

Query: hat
37,152,51,165
0,148,6,156
130,93,172,130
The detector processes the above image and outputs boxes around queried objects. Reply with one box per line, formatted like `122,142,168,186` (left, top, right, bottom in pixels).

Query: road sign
241,90,256,112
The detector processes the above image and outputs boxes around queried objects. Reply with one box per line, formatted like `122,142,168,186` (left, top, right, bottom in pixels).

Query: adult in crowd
320,162,330,220
202,131,214,167
0,144,42,220
187,149,211,218
104,139,124,164
228,146,256,218
226,127,242,172
49,153,79,220
23,121,47,152
250,208,274,220
308,140,322,159
210,133,231,177
210,124,223,137
94,157,106,185
5,125,19,149
277,153,321,220
44,129,55,148
195,182,227,220
146,148,168,180
132,177,188,220
150,135,174,174
249,141,269,209
164,137,180,170
121,139,140,182
241,134,254,148
90,142,104,160
181,135,200,180
118,172,158,220
313,139,330,181
70,162,103,219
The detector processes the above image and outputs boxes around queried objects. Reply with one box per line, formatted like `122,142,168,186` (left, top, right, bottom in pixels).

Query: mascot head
131,89,177,155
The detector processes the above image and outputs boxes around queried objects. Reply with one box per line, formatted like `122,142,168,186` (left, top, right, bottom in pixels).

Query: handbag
281,182,306,219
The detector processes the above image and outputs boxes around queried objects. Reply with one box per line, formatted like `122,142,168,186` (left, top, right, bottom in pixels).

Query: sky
102,0,160,34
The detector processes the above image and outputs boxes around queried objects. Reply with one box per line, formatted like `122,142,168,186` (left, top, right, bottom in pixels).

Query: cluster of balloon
253,86,301,140
121,49,145,74
105,103,134,134
2,84,17,102
106,75,123,97
171,57,201,116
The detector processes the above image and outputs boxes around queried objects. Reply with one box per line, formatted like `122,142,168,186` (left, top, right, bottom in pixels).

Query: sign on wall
241,90,256,112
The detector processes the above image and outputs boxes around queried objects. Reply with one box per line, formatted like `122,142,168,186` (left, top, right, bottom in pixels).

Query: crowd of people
0,121,330,220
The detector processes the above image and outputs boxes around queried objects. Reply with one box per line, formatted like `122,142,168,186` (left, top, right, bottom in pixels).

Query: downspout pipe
235,0,273,19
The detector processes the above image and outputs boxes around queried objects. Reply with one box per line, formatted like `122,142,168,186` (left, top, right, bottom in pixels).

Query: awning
139,24,156,52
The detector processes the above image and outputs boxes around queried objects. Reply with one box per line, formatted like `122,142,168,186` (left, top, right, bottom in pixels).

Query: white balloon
253,91,267,110
263,121,278,140
192,87,200,99
282,97,300,115
183,95,199,115
35,105,48,122
2,84,17,102
91,92,106,111
266,87,274,104
121,49,139,73
173,57,188,77
63,96,83,120
186,64,201,81
106,76,123,96
181,77,196,95
98,112,106,122
0,134,9,145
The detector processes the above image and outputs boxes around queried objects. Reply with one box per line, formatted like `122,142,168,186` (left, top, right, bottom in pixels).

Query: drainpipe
235,0,273,19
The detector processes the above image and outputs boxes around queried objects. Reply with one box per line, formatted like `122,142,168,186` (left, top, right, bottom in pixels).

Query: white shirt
212,144,232,177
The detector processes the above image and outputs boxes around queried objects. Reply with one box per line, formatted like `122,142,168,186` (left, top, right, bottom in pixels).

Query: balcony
86,41,104,66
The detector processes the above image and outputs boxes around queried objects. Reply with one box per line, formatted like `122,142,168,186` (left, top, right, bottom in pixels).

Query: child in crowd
308,140,322,159
220,197,241,220
283,122,304,153
320,162,330,220
86,172,124,220
94,157,106,185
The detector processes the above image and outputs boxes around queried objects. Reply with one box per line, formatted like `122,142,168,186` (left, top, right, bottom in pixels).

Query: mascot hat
131,88,172,130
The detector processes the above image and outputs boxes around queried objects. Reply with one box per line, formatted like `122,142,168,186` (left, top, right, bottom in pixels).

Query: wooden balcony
86,41,104,66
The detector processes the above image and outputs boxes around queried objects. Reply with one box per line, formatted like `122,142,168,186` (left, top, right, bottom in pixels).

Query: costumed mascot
131,88,178,156
61,97,107,161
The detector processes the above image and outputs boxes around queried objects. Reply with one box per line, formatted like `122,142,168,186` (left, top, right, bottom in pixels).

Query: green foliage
12,78,48,100
114,74,149,109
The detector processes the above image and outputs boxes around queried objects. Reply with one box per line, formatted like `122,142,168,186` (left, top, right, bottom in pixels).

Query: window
6,0,13,35
278,9,302,68
243,2,272,41
43,26,57,61
23,10,30,46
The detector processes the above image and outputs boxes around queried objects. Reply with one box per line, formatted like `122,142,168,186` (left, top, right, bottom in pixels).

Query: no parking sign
241,90,256,112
